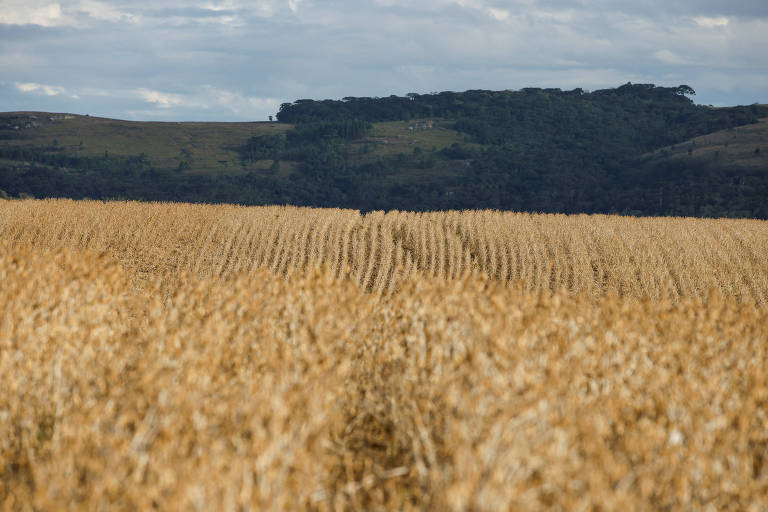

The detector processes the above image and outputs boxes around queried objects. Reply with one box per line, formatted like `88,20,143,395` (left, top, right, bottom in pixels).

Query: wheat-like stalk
2,240,767,510
1,199,768,301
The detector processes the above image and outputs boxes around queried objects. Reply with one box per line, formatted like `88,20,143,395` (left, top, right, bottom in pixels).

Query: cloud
202,2,271,17
137,88,185,108
0,0,138,26
204,86,280,115
693,16,729,28
287,0,303,13
486,8,509,21
132,86,279,119
653,49,689,66
199,0,302,17
0,2,66,26
74,1,139,23
15,82,68,96
185,14,244,26
372,0,520,21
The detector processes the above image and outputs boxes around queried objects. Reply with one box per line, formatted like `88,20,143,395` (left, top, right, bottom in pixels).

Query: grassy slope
644,116,768,169
0,112,291,175
342,119,475,184
0,112,470,179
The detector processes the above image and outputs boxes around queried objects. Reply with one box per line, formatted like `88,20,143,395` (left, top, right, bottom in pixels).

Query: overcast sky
1,0,766,121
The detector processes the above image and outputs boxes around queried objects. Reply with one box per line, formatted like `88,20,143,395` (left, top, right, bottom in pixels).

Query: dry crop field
2,199,768,301
1,199,768,510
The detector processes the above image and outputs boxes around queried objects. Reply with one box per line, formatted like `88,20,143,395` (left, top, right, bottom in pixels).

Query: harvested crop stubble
1,199,768,301
2,245,767,510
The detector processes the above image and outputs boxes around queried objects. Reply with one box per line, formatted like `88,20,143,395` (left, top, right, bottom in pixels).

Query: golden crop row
2,199,768,301
2,245,767,510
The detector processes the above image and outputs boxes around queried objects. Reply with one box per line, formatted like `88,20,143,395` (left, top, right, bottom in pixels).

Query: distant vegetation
1,83,767,217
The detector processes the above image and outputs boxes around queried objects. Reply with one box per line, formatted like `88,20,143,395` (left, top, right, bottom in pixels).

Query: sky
1,0,767,121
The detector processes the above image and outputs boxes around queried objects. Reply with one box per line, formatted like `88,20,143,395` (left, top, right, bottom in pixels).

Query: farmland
0,112,292,175
2,199,768,300
2,199,768,510
0,112,468,177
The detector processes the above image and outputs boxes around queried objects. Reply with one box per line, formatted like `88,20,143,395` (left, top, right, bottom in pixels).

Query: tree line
2,83,767,218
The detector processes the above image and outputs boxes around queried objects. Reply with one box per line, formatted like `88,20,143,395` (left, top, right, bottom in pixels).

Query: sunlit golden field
2,199,768,300
2,199,768,510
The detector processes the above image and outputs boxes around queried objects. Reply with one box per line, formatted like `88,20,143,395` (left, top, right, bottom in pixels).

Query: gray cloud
1,0,766,120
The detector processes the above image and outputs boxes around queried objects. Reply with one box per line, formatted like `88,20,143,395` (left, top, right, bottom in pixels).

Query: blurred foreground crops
1,200,768,510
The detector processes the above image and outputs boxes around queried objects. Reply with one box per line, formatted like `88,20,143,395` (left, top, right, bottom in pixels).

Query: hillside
618,117,768,218
645,116,767,169
0,112,470,176
0,112,290,174
1,84,767,217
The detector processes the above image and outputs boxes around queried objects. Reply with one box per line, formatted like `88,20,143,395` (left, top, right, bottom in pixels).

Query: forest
1,83,767,217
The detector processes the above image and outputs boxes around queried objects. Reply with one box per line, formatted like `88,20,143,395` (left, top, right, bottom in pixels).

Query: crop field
2,199,768,510
2,199,768,301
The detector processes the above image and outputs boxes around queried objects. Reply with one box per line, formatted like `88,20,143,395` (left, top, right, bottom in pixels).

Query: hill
0,112,290,174
0,112,471,176
1,84,767,217
645,116,767,169
620,117,768,218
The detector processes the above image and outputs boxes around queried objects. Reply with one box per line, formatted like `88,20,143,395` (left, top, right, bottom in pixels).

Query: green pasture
647,117,767,169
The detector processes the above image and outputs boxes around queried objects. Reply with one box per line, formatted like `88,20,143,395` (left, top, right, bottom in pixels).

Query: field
2,199,768,510
0,112,472,178
647,117,768,169
0,112,291,175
